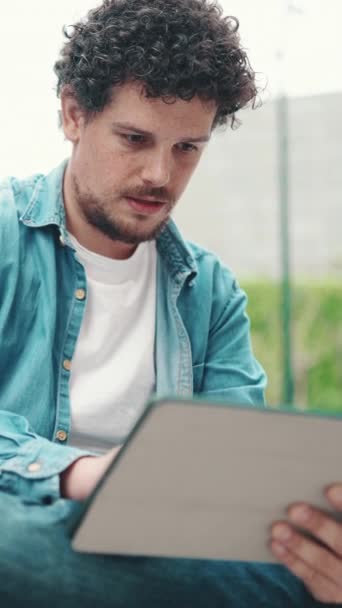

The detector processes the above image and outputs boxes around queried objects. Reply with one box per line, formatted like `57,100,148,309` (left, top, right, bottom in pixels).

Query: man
0,0,341,606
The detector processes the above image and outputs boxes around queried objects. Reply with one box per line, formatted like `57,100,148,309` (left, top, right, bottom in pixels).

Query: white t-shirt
67,235,157,452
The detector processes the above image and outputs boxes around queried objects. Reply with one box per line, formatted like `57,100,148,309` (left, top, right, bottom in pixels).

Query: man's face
64,82,216,246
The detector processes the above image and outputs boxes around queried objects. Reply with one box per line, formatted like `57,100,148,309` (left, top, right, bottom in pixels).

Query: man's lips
127,195,167,204
124,196,167,215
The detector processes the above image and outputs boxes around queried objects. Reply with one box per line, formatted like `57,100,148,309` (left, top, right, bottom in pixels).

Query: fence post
277,93,295,405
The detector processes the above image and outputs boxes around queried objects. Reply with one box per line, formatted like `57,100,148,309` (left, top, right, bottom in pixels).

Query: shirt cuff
0,438,96,504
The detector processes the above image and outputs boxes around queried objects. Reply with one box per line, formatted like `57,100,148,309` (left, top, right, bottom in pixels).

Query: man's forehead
106,82,217,135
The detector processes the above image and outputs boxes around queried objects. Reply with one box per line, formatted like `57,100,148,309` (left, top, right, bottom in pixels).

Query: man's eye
121,134,146,145
178,142,198,153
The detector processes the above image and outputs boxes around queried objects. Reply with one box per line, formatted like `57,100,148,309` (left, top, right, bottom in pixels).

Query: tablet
71,399,342,562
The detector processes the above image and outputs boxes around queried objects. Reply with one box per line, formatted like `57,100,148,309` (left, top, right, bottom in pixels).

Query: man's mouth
124,196,167,216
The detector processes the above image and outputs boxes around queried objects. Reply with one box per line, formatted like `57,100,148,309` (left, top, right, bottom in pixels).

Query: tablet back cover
72,400,342,562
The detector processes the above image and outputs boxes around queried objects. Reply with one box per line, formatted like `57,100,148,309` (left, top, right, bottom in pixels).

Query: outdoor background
0,0,341,411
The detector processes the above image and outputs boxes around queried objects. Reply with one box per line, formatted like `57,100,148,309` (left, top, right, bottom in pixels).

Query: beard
71,174,175,245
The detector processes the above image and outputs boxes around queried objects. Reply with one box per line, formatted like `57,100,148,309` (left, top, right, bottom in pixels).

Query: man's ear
60,87,85,143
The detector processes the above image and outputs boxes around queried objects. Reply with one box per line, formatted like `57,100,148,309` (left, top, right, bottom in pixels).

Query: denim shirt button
27,462,41,473
56,430,68,442
75,289,86,301
63,359,72,372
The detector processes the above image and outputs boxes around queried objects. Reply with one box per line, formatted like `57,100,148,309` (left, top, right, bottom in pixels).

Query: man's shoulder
0,172,44,220
185,238,229,265
185,238,237,291
159,221,238,296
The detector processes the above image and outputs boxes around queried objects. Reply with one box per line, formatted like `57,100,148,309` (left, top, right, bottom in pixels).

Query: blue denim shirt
0,161,266,503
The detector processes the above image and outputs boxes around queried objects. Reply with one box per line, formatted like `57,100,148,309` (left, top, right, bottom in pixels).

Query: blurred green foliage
242,281,342,413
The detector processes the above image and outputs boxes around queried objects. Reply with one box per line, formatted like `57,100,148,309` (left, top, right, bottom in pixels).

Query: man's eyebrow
112,122,211,143
186,134,211,143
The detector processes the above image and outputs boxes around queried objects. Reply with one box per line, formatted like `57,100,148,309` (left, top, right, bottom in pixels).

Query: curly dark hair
54,0,258,129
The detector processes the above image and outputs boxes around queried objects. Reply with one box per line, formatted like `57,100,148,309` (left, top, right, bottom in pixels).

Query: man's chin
93,217,169,245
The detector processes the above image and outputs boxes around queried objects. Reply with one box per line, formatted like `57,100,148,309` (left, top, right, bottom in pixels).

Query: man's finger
270,540,342,604
271,522,342,587
326,484,342,510
288,503,342,557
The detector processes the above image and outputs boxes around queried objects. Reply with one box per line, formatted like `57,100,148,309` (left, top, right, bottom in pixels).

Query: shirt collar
156,221,198,281
20,159,197,278
20,159,69,243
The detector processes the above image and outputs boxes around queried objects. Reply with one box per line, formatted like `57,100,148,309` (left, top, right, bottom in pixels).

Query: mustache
121,187,175,206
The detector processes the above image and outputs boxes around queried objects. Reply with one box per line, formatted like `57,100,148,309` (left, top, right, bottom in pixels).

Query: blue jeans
0,490,326,608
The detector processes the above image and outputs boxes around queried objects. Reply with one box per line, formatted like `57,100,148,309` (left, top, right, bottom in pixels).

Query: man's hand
270,483,342,604
60,446,121,501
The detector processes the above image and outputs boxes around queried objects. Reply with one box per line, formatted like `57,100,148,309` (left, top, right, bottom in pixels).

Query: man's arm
199,274,266,405
60,446,120,500
0,411,109,503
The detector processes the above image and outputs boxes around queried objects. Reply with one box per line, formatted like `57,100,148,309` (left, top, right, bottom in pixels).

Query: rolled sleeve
0,411,95,504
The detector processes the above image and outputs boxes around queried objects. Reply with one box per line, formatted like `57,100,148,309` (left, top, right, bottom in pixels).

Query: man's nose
140,149,172,188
